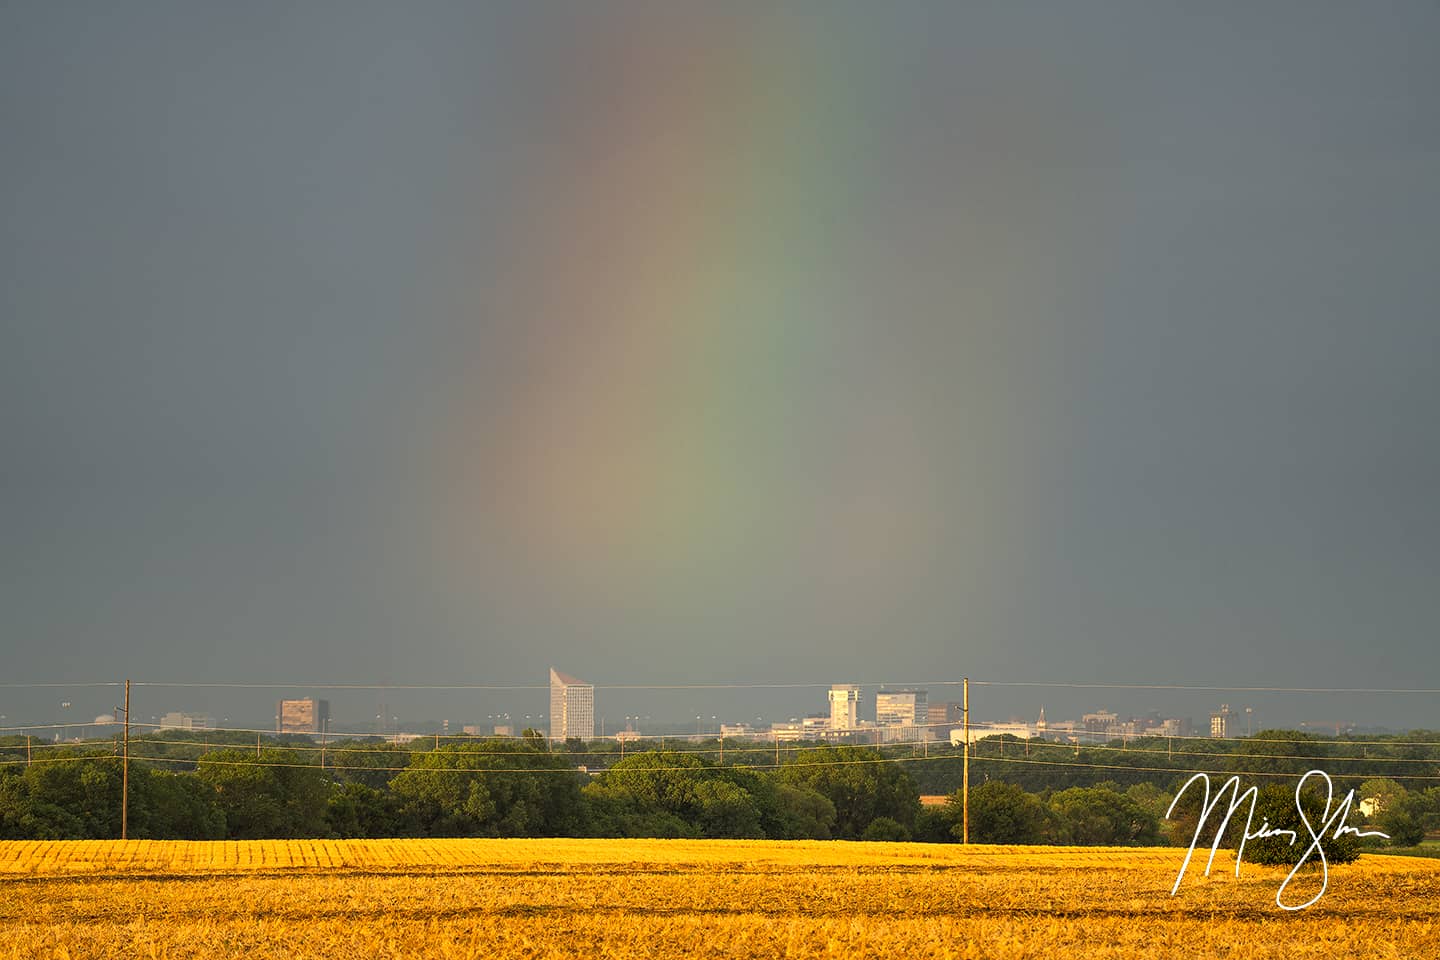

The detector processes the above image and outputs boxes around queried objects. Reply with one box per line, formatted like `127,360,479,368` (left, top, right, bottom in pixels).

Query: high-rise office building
875,689,928,727
276,698,330,735
1210,704,1233,739
549,668,595,742
927,702,965,728
828,684,860,731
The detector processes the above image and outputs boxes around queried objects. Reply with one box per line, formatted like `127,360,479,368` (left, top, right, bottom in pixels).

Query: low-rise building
159,711,214,731
770,721,805,742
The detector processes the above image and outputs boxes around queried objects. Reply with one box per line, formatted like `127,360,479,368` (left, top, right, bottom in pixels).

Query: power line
0,720,121,734
11,747,1440,781
64,728,1440,765
5,678,1416,694
45,723,1440,754
14,729,1440,775
973,680,1440,694
10,715,1440,749
0,682,122,688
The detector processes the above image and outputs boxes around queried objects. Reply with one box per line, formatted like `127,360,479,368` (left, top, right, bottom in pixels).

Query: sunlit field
2,839,1437,958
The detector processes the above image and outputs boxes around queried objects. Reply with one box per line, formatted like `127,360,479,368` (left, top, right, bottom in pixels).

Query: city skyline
2,670,1413,745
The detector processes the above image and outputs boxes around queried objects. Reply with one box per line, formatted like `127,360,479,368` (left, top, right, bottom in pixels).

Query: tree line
2,730,1436,849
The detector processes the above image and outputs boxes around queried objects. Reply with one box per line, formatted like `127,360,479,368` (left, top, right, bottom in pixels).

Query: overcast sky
3,3,1438,731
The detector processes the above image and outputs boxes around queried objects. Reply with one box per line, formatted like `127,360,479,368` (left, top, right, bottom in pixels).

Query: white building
952,721,1032,745
802,714,831,735
159,711,215,731
878,723,926,743
1045,719,1079,741
1142,718,1185,737
770,721,805,742
549,668,595,742
828,685,860,731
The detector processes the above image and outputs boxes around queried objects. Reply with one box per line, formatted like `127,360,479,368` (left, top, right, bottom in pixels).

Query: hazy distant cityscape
16,668,1388,747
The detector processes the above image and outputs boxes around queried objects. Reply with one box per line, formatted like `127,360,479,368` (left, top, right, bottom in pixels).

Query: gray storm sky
3,3,1437,730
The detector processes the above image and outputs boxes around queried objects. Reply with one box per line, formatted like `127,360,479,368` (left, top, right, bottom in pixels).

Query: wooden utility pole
962,677,970,844
121,679,130,841
27,734,32,766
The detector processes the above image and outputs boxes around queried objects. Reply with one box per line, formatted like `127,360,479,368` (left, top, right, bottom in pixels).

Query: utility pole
121,679,130,841
27,735,32,766
962,677,970,845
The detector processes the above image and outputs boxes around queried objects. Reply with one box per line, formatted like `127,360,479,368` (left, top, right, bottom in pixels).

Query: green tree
777,747,919,839
692,779,763,839
196,749,328,839
590,751,773,839
389,739,582,837
324,781,402,838
1376,793,1427,847
861,816,911,841
1227,731,1330,776
580,782,698,838
1241,782,1360,866
1048,785,1161,845
1357,778,1407,816
600,751,709,814
765,783,837,840
0,753,121,839
912,805,954,843
131,767,225,839
327,743,411,790
961,781,1050,844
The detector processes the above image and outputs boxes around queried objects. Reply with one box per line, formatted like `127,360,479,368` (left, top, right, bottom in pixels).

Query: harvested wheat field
1,839,1437,958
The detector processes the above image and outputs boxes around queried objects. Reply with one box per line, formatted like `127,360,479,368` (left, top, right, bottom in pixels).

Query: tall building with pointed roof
549,668,594,742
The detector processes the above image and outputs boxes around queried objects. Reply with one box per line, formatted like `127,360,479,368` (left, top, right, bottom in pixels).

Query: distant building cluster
137,670,1241,749
531,673,1210,749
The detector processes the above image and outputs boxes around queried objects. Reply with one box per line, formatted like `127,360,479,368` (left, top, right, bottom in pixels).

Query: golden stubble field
1,839,1437,959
